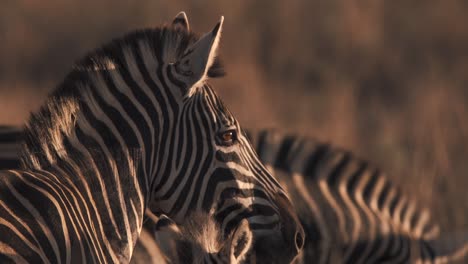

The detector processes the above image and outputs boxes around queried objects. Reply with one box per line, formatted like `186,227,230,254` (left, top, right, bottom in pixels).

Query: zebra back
246,128,443,263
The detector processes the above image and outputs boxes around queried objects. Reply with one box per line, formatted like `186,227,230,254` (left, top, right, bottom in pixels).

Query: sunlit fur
155,213,253,264
0,13,302,262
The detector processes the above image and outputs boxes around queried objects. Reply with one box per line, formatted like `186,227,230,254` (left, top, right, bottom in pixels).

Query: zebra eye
218,130,237,146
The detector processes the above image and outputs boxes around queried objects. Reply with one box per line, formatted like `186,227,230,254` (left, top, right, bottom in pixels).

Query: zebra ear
172,11,190,31
227,219,253,262
153,214,182,262
178,16,224,92
154,214,181,235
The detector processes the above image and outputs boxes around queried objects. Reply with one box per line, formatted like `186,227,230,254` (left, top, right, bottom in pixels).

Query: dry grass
0,0,467,231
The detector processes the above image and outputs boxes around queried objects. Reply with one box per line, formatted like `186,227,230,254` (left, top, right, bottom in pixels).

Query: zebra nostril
295,230,305,251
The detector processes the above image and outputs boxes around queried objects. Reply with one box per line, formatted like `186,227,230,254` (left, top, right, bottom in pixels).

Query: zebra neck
41,148,146,261
19,61,182,256
21,103,152,261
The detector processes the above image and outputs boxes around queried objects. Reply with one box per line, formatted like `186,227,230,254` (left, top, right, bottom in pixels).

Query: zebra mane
21,24,224,169
72,25,225,78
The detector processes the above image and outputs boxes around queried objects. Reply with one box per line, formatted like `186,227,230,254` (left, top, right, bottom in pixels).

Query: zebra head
144,13,304,262
154,213,253,264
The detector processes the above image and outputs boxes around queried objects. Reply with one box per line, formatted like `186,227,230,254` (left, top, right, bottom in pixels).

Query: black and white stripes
248,129,467,264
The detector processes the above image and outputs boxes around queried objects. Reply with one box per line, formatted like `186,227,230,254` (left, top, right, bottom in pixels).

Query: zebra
153,213,253,264
0,12,304,263
247,129,468,264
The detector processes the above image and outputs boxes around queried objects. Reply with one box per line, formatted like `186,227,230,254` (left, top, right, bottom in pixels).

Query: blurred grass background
0,0,467,232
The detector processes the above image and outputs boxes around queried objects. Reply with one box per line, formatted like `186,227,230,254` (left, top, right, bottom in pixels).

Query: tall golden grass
0,0,466,231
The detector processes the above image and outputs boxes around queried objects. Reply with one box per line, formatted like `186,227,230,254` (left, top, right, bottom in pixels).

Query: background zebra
0,12,303,263
2,125,467,263
0,126,22,170
248,129,468,264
